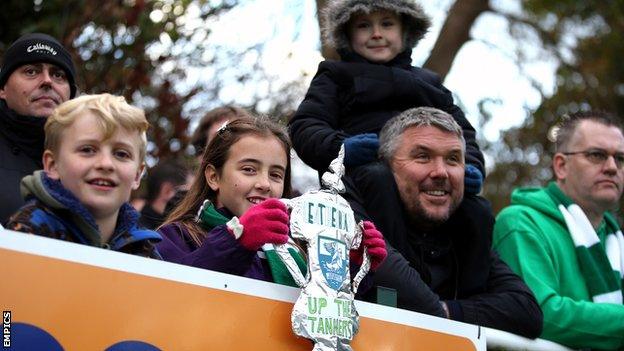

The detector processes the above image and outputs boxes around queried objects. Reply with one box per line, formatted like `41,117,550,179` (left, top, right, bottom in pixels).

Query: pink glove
229,198,290,251
350,221,387,271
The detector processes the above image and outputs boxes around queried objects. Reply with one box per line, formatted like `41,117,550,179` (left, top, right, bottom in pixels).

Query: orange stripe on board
1,247,477,350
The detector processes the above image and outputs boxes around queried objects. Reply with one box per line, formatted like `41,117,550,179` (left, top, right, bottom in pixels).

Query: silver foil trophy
274,146,371,351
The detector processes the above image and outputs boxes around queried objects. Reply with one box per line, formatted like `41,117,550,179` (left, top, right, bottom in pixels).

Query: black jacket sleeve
454,249,544,338
289,66,349,171
374,241,447,317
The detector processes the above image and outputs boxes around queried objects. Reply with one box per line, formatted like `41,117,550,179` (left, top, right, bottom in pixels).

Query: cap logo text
27,43,57,56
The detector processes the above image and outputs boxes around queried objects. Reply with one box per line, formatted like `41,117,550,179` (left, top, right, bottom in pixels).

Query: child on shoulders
289,0,485,193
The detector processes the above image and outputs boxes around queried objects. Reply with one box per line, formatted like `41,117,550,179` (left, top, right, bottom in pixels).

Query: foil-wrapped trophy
273,146,371,351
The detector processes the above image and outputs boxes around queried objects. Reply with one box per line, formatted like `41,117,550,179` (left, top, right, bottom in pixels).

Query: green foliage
484,2,624,214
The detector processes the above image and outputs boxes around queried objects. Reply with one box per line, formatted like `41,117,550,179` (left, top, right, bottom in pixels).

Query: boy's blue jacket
5,170,162,258
289,49,485,174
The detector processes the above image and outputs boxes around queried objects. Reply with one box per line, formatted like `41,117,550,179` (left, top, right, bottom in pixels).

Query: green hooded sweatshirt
493,182,624,350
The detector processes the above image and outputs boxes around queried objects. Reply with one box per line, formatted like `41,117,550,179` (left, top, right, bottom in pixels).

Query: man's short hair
144,160,188,202
555,110,623,152
45,93,149,161
379,106,465,161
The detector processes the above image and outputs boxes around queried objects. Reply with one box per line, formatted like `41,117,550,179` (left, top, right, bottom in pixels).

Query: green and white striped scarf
547,182,624,304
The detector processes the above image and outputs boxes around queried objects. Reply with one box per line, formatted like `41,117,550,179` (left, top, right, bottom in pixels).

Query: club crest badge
318,236,348,290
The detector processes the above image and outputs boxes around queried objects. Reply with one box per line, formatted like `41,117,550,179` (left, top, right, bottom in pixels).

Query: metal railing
484,327,575,351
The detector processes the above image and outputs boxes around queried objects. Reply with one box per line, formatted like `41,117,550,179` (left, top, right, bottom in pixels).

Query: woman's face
205,134,288,217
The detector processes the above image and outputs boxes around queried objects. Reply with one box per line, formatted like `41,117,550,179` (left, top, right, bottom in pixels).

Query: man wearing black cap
0,33,77,223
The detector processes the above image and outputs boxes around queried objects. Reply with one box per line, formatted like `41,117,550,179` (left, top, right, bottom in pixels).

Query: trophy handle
271,198,307,287
270,243,308,287
351,246,371,294
351,221,371,294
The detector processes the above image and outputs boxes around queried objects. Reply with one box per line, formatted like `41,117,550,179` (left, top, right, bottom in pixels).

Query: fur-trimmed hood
322,0,431,51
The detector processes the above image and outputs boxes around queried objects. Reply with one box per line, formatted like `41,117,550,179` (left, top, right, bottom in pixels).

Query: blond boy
6,94,161,257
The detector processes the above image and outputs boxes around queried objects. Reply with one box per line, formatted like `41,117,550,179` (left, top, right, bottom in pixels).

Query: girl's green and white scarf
196,200,307,288
547,182,624,304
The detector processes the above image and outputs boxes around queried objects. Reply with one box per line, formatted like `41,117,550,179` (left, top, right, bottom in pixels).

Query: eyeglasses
562,148,624,169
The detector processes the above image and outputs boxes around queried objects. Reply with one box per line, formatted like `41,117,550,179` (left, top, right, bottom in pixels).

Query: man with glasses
494,111,624,350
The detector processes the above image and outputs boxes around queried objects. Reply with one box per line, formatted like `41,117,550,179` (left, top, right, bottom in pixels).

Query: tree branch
423,0,490,80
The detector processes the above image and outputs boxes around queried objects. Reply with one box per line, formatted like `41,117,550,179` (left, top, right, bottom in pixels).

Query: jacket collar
22,170,160,248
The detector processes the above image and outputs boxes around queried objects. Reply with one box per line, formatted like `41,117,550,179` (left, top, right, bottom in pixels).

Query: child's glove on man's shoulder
344,133,379,168
464,164,483,195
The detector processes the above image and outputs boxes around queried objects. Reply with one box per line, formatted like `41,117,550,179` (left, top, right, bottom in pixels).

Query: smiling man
345,106,543,338
0,33,76,223
494,111,624,350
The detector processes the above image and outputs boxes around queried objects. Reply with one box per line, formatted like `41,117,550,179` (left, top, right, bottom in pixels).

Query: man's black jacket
345,163,543,338
0,100,45,224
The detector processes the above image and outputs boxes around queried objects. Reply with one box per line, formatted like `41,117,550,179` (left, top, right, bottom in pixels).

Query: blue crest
318,236,348,290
